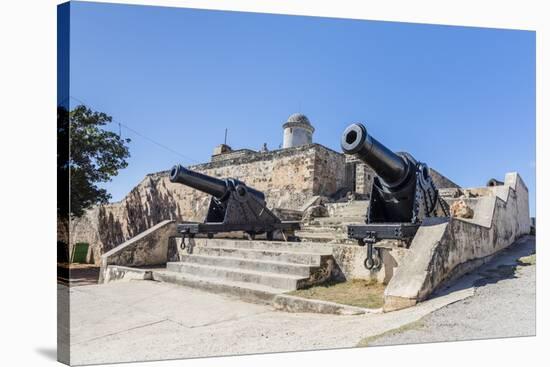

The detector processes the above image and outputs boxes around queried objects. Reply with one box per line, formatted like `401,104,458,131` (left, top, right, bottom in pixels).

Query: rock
450,199,474,219
438,188,463,198
346,191,357,202
299,195,330,212
462,190,479,198
302,205,329,223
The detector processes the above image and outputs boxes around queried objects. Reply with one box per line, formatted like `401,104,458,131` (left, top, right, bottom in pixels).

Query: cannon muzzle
341,123,408,187
169,164,265,201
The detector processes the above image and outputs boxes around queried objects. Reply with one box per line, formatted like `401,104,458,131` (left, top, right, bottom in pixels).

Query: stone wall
355,163,375,196
211,149,256,162
328,172,524,296
71,144,346,264
429,168,461,189
384,172,530,311
70,138,460,265
343,157,375,197
345,161,456,199
98,220,176,283
312,146,347,195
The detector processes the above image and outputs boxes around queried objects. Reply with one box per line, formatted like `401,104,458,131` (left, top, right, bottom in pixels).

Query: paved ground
64,236,535,366
369,236,536,346
58,264,100,287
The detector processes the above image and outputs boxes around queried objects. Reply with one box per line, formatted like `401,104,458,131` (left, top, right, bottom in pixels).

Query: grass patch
356,319,425,347
518,254,536,266
288,279,385,309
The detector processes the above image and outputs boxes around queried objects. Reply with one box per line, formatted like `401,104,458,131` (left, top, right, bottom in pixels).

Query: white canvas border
0,1,546,366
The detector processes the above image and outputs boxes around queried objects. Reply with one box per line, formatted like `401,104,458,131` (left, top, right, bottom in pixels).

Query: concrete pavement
369,237,536,346
65,236,535,366
66,281,470,365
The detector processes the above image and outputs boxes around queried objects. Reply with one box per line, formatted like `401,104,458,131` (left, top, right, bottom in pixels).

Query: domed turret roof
283,113,315,132
286,113,311,125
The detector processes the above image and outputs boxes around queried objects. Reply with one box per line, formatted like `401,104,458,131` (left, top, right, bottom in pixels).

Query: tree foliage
58,105,131,219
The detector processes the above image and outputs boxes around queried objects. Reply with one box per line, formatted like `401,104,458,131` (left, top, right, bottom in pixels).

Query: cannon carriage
169,164,300,247
341,123,449,269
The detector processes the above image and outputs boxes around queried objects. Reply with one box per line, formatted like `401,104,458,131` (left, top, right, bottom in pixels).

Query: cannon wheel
179,234,196,254
364,244,382,271
364,252,381,270
361,233,382,271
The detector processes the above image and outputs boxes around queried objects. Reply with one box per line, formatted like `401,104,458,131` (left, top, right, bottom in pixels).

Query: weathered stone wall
429,168,461,189
70,137,461,265
331,241,409,284
211,149,256,162
355,163,375,197
99,220,176,283
71,144,346,264
312,147,347,195
329,172,524,299
384,172,530,311
346,162,455,199
343,157,375,197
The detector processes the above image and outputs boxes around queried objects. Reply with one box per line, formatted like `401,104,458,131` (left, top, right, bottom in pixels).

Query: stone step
164,262,307,290
203,239,332,254
298,225,344,233
151,270,282,304
301,222,341,229
330,210,367,218
295,230,346,238
326,201,369,217
294,232,342,243
194,246,324,266
310,216,365,226
171,256,314,277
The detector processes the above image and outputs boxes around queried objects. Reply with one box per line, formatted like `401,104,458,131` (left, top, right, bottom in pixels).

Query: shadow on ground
35,348,57,361
57,264,100,287
431,235,536,298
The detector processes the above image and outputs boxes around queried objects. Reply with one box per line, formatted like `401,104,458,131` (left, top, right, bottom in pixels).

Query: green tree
68,105,131,216
57,105,130,247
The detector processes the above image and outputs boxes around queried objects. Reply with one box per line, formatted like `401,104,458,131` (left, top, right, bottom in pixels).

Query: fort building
70,113,529,313
70,113,376,263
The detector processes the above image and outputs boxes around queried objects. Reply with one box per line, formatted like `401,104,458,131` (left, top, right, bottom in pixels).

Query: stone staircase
295,200,369,243
151,239,333,304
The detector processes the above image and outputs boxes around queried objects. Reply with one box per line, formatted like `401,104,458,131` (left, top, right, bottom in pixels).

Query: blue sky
68,1,536,215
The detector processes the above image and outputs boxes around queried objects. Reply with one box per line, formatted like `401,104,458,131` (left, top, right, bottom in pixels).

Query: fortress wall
70,144,346,264
383,172,530,311
312,146,347,195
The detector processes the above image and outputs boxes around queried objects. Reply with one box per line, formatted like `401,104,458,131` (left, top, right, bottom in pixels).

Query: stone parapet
383,172,530,311
98,220,176,283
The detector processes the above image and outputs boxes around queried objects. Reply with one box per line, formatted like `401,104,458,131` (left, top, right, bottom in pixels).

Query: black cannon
169,164,299,247
486,178,504,187
341,123,449,269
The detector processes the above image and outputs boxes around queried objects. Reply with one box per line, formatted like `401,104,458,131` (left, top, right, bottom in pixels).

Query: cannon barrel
170,164,227,198
486,178,504,187
341,123,409,186
169,164,265,201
